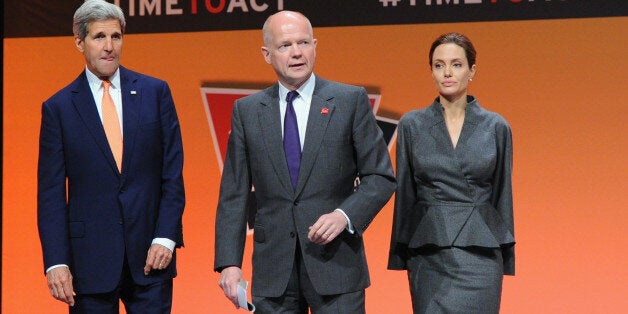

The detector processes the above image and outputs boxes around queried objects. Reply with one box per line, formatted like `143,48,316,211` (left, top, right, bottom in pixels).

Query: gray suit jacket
388,96,515,275
214,76,396,297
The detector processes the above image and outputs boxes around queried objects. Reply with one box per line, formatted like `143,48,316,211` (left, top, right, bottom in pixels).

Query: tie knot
286,90,299,104
102,80,111,92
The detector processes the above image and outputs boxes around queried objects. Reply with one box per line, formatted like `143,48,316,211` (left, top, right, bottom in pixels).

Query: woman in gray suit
388,33,515,313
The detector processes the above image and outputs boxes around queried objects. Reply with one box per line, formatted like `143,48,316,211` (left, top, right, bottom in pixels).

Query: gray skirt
406,246,504,314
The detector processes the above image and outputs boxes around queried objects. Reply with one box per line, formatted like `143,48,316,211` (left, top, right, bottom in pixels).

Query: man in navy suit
37,1,184,312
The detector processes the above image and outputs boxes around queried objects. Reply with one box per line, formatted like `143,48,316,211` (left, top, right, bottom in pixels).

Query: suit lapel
428,102,450,149
296,78,335,194
455,100,479,150
119,67,141,176
258,86,294,194
71,72,120,175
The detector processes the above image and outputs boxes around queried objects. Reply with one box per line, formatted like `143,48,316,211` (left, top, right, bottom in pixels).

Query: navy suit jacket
214,76,396,297
37,66,185,294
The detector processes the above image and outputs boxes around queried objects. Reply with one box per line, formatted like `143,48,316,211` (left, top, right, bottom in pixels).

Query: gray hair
73,0,126,40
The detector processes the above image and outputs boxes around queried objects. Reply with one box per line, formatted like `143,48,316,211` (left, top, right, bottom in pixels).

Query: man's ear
261,47,271,64
75,36,84,52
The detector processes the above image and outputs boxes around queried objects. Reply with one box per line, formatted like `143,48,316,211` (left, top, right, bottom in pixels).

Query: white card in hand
237,280,256,312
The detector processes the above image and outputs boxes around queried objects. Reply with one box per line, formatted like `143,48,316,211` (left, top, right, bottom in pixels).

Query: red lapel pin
321,107,329,115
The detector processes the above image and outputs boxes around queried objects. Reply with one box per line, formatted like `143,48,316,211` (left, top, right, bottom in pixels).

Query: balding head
262,11,313,47
260,11,317,90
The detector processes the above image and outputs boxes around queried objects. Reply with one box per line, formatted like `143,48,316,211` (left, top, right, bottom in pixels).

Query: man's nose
104,37,113,51
290,44,302,56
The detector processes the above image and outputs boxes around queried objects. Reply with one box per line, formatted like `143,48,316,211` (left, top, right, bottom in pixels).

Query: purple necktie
284,90,301,190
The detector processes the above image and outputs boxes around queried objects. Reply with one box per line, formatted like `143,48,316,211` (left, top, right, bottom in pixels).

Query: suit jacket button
290,232,296,238
118,219,123,225
293,201,298,206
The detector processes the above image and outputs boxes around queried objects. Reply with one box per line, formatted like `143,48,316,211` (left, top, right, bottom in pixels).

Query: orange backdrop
3,17,627,313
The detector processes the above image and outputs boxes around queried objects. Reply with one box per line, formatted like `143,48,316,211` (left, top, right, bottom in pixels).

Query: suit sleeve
337,87,396,236
214,99,251,271
387,117,417,270
155,82,185,247
37,101,71,273
492,119,515,275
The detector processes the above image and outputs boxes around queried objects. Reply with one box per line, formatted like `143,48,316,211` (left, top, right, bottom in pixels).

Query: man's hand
218,266,243,309
308,210,348,245
47,266,76,306
144,244,173,275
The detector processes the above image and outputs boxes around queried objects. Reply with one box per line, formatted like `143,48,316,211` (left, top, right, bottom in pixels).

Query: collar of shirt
85,66,121,94
278,73,315,106
278,74,315,149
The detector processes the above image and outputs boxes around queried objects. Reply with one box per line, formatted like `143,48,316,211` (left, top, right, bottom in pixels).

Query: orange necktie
102,80,123,171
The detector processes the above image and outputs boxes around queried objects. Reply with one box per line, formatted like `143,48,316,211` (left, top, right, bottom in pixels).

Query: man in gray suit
214,10,395,314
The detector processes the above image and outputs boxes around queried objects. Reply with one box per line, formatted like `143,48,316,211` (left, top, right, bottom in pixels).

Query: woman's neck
439,94,467,118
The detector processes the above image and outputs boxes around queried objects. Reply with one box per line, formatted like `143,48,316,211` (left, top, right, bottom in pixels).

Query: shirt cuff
46,264,69,274
334,208,355,234
152,238,176,252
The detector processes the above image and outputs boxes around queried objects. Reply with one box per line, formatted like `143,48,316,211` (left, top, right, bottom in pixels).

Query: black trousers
407,246,503,314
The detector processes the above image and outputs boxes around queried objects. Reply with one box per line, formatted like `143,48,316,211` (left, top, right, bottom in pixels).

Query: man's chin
97,68,119,78
286,73,311,85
